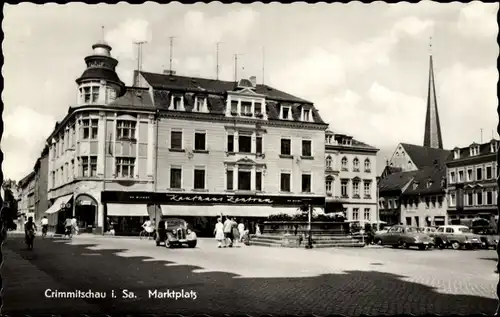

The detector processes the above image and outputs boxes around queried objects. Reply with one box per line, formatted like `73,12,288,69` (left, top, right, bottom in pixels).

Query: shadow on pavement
480,257,499,262
2,237,497,316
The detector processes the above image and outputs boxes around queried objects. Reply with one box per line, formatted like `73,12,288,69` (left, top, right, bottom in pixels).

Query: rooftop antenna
216,42,223,80
262,46,265,85
168,36,177,75
134,41,147,86
481,128,483,143
429,36,432,55
233,54,242,82
101,26,105,42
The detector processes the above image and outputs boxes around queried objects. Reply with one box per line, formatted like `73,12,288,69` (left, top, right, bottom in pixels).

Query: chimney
163,70,176,75
133,70,139,87
249,76,257,87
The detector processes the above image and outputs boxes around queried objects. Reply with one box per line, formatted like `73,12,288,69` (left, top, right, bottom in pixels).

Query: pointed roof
423,54,444,149
400,143,452,169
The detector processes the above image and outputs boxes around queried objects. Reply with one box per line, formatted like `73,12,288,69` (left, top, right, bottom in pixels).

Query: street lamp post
302,199,313,249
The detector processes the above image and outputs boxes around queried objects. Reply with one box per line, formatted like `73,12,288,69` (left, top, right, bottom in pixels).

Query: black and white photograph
0,1,499,315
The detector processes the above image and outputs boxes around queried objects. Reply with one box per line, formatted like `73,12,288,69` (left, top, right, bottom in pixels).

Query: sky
2,2,499,181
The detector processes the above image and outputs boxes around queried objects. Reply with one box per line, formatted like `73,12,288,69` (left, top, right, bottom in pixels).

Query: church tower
74,30,125,107
423,47,444,149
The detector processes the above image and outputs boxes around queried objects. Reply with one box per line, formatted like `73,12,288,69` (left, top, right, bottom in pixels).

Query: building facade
33,146,49,223
446,140,499,222
324,130,379,222
17,172,35,226
39,41,327,235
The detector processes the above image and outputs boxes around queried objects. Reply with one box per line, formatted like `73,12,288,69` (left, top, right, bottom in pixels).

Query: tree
1,179,19,232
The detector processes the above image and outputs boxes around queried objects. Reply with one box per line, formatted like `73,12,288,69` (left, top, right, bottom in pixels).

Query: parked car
431,225,482,250
376,225,434,250
155,218,197,248
373,227,392,245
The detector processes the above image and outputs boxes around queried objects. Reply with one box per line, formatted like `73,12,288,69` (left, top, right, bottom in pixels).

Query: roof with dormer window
399,143,451,169
447,140,498,162
401,165,446,196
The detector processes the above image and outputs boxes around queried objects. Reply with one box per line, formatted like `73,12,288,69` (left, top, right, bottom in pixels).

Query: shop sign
101,191,325,206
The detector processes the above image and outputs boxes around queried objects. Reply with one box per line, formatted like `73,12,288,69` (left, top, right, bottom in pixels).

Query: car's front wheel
187,240,197,248
451,241,461,250
165,240,173,248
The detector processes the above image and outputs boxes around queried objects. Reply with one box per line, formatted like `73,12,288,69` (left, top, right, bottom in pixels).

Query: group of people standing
214,216,249,248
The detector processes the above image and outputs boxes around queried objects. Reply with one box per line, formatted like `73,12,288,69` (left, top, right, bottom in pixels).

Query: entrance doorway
75,194,98,234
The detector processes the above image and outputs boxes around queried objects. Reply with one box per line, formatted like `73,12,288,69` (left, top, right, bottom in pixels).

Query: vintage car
431,225,482,250
155,218,197,248
373,227,391,245
376,225,434,250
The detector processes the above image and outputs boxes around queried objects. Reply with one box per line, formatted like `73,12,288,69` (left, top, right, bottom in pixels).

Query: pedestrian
71,216,78,235
238,220,245,242
255,222,261,235
214,218,225,248
232,217,240,246
223,216,233,247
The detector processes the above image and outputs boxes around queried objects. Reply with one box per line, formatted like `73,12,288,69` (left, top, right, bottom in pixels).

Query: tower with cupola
74,40,125,107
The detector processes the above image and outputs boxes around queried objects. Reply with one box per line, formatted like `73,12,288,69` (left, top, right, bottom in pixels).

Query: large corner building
42,40,328,235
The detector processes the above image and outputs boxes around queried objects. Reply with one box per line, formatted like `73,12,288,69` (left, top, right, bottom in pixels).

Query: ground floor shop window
107,216,149,236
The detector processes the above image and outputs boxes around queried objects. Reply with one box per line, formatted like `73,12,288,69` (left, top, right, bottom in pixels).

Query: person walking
238,221,245,242
214,218,225,248
71,216,78,235
223,216,233,247
231,217,240,246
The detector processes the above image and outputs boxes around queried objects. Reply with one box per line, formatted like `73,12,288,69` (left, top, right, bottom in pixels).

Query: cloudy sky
2,2,498,181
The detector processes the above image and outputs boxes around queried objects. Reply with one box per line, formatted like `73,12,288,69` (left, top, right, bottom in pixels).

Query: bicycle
41,225,48,238
65,226,73,240
139,229,155,240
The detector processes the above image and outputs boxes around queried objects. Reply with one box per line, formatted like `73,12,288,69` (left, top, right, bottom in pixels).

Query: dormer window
79,85,100,104
427,180,433,188
325,135,333,144
255,103,262,115
230,100,238,114
194,97,204,112
280,105,292,120
170,95,184,111
454,149,460,159
413,182,419,190
301,107,313,122
491,141,498,153
241,101,252,116
470,144,480,156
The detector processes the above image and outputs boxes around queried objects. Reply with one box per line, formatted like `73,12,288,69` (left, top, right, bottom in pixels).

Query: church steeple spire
423,38,443,149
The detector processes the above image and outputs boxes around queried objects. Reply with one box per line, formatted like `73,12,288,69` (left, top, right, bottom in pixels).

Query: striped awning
45,194,73,214
107,204,148,217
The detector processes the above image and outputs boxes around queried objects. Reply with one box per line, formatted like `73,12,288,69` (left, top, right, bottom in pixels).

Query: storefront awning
107,204,148,217
161,205,222,217
45,194,73,214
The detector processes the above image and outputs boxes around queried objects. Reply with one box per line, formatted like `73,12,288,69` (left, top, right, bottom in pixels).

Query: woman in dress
214,218,225,248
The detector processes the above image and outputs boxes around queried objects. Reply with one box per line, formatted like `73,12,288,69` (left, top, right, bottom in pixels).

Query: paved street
1,234,498,315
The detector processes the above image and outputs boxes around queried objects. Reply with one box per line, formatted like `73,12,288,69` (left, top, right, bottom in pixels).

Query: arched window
341,157,348,170
408,160,412,169
364,158,371,171
353,158,360,171
326,156,332,168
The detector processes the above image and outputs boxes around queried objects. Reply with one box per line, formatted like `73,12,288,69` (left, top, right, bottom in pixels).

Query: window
487,191,493,205
445,227,454,233
431,196,436,208
256,171,262,191
255,103,262,115
170,131,183,149
71,159,75,179
82,119,98,140
256,136,263,154
238,170,251,190
352,208,359,221
281,138,291,155
341,157,348,171
241,101,252,115
363,181,371,197
467,193,473,206
82,157,89,177
194,132,206,151
438,196,443,208
80,156,97,177
117,121,136,140
325,179,332,192
80,85,99,103
51,171,55,187
325,135,333,144
302,140,312,157
477,192,483,205
388,200,393,209
486,166,493,179
61,166,65,183
363,208,370,221
280,173,291,192
454,150,460,159
449,171,456,183
458,170,464,182
227,135,234,152
282,106,290,120
172,96,182,110
467,169,473,182
230,100,238,113
301,174,311,193
449,193,456,206
425,197,430,209
353,158,360,171
194,97,204,112
238,135,252,153
303,109,311,121
65,163,69,181
116,157,134,178
364,159,371,172
476,168,483,181
170,168,182,189
194,168,205,190
341,179,348,197
226,170,234,190
352,181,360,197
326,156,332,168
